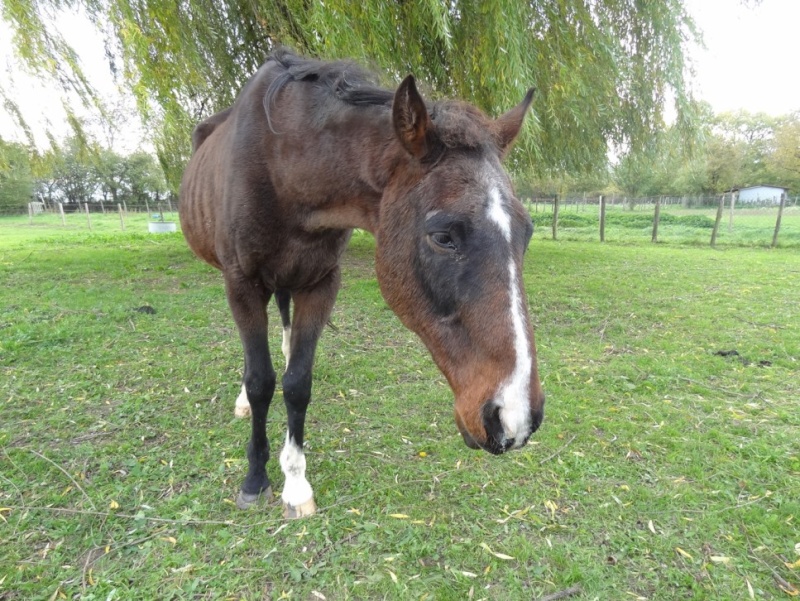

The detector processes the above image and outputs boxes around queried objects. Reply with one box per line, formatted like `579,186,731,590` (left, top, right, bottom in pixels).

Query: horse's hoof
283,497,317,519
235,486,273,510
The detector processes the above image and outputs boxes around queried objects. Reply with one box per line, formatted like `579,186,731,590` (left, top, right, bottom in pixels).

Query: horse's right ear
393,75,432,159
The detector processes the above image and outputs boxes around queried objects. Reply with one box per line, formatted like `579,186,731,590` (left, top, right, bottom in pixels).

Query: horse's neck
300,115,404,235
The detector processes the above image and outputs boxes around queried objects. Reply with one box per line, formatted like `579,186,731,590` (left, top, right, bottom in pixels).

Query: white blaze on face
279,432,314,507
486,186,532,448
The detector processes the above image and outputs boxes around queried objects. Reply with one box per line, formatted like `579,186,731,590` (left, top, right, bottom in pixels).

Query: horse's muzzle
456,401,544,455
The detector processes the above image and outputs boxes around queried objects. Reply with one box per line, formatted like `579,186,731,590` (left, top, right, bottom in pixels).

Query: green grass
1,218,799,600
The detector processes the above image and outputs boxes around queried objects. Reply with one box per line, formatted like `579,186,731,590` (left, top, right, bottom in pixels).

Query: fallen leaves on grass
479,542,515,561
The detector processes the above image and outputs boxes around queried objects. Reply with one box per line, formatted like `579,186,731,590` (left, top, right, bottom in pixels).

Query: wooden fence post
118,203,125,231
84,203,92,231
710,194,725,247
551,194,560,240
28,202,33,224
772,193,787,248
599,195,606,242
58,202,66,225
728,191,736,232
651,196,661,243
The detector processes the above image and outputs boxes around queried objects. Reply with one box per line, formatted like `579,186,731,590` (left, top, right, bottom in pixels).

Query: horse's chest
272,230,350,289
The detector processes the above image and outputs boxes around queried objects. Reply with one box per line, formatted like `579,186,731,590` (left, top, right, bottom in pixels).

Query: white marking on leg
282,326,292,370
234,383,251,418
486,184,532,447
279,432,314,507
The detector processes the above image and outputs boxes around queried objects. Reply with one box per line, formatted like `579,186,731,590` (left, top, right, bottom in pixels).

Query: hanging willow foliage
1,0,699,190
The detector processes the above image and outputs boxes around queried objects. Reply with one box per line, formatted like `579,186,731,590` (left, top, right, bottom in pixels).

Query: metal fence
525,194,799,248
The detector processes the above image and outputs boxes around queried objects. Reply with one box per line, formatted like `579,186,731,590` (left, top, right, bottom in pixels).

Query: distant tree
0,138,34,211
46,137,98,205
124,151,168,207
93,147,129,206
767,112,800,193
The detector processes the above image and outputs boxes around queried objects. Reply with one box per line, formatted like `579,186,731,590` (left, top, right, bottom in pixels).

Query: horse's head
375,76,544,455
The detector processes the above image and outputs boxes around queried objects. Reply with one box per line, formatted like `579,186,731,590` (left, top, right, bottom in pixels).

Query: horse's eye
430,232,456,251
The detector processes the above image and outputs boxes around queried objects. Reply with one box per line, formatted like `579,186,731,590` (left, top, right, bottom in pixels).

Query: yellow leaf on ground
109,500,119,510
389,514,409,519
746,578,755,599
479,542,515,561
785,559,800,569
675,547,693,560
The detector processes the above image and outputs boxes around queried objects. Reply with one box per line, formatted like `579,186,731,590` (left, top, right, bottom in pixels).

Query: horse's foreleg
280,268,340,518
224,273,276,509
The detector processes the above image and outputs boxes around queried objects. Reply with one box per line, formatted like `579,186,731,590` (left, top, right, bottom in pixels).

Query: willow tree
1,0,699,190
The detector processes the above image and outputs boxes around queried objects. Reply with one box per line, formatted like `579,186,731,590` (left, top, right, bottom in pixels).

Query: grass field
1,217,799,600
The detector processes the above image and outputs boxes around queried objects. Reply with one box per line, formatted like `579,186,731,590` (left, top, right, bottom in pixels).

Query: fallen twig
29,449,97,511
540,434,577,465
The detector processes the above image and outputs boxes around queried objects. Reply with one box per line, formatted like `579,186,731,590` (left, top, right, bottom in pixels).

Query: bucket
148,221,177,234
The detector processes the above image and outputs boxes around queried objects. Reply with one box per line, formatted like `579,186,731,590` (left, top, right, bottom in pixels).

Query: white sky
1,0,798,152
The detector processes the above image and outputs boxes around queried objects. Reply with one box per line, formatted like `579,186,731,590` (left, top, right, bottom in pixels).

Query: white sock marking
282,326,292,370
280,432,314,507
486,185,532,446
234,383,251,418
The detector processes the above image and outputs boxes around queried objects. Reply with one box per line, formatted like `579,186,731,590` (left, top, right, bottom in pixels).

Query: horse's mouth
458,427,482,450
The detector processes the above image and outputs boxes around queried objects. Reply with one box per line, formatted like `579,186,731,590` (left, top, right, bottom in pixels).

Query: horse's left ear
493,88,535,157
393,75,433,160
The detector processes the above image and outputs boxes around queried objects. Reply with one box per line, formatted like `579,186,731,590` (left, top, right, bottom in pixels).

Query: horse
179,49,545,518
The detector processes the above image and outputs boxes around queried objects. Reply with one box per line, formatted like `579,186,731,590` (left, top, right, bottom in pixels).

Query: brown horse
179,49,545,518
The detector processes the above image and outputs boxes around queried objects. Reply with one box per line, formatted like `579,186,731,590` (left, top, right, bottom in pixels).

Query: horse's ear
493,88,535,157
393,75,432,159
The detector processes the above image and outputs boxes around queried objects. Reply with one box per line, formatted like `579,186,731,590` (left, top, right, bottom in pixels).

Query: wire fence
525,194,800,248
2,194,799,248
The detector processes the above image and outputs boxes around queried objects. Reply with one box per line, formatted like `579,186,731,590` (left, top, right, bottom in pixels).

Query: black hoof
235,486,273,510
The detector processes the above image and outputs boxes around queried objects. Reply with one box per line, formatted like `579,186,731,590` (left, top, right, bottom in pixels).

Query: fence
525,194,800,248
2,194,799,248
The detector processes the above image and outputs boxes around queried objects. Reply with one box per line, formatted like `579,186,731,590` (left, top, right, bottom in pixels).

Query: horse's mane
264,49,393,127
263,49,494,151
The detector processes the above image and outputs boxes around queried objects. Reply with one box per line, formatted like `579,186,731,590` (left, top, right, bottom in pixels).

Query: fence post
651,196,661,243
118,203,125,231
710,194,725,247
772,193,787,248
84,203,93,231
728,191,736,232
599,195,606,242
58,202,66,225
28,202,34,224
551,195,560,240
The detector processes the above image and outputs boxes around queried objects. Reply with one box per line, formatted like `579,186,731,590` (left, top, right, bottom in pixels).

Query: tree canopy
2,0,699,190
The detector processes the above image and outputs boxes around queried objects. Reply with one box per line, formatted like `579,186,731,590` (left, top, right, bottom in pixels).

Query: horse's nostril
481,400,508,454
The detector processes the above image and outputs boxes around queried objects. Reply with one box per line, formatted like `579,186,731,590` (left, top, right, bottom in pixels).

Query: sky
1,0,798,153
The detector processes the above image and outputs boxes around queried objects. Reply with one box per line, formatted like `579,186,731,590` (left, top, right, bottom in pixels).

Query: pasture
1,219,798,599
